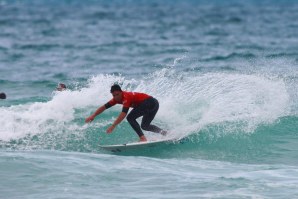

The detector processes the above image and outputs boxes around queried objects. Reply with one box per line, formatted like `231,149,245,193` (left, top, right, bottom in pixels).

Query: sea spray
0,69,290,152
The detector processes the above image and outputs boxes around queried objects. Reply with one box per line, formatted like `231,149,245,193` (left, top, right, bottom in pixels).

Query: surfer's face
112,91,122,101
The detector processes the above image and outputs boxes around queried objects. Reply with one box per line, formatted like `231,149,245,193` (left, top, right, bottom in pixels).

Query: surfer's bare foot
139,135,147,142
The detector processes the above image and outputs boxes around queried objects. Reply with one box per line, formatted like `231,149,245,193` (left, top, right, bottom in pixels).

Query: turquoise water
1,0,298,198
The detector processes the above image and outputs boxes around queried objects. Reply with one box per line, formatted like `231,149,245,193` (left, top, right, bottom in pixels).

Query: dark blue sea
1,0,298,198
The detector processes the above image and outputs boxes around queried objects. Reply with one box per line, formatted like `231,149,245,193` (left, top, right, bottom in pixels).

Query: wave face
1,69,297,165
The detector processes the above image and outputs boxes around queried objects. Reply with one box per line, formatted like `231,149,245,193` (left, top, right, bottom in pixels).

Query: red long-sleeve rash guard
105,91,151,113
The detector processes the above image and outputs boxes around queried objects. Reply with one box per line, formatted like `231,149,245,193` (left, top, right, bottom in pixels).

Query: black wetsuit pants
126,97,162,137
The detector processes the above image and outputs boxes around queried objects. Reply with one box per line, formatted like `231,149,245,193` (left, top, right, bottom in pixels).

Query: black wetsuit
105,91,165,137
126,97,162,137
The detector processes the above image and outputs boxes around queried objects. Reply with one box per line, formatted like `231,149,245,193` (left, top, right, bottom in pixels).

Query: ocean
1,0,298,198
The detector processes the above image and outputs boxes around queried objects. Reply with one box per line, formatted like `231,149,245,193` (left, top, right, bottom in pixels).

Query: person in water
56,83,67,91
0,92,6,99
85,84,167,142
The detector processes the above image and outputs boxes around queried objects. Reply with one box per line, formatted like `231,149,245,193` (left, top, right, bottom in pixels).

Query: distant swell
202,52,257,61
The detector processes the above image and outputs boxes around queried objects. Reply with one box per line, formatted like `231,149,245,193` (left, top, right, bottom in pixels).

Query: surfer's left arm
106,111,127,133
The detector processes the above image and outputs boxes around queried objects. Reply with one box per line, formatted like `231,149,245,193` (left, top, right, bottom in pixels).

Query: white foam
0,74,128,141
142,69,290,138
0,70,290,142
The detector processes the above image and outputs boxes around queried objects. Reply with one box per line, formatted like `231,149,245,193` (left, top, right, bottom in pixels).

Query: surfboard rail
99,137,181,152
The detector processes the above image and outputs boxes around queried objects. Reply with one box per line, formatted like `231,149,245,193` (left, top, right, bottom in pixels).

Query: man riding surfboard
85,84,167,142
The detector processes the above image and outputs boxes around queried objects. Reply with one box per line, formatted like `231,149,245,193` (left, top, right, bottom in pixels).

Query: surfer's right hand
85,115,95,123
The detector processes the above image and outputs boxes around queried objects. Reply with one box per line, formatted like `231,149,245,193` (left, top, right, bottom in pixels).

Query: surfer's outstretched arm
85,105,106,123
106,112,127,133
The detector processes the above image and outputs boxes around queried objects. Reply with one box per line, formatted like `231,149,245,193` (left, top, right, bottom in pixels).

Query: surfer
0,92,6,99
85,84,167,142
56,83,67,91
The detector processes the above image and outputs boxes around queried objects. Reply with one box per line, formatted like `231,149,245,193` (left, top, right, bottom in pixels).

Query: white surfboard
99,137,180,152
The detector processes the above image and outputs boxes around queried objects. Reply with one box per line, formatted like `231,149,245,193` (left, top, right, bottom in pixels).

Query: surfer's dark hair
110,84,122,93
0,92,6,99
